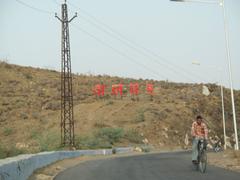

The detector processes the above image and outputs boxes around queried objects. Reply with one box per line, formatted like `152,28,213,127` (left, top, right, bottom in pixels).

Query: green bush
96,128,124,145
23,73,33,80
123,88,128,94
105,100,114,105
30,130,61,152
141,145,151,153
37,132,61,151
30,129,40,139
7,145,25,157
125,129,143,144
3,127,13,136
135,110,145,122
75,128,125,149
32,112,40,119
0,144,6,159
0,144,25,159
94,121,108,128
20,112,28,120
75,136,112,149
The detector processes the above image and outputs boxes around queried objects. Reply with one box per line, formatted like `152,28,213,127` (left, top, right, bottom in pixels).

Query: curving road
54,151,240,180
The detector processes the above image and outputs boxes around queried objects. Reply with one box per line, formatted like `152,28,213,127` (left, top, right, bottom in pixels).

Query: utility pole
221,0,239,150
55,0,77,147
170,0,239,150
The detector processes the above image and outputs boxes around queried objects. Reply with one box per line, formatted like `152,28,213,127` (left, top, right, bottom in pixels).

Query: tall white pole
220,82,227,150
217,68,227,150
193,62,227,149
221,0,239,150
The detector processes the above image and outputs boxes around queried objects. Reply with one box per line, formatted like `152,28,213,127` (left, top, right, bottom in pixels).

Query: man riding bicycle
191,115,208,164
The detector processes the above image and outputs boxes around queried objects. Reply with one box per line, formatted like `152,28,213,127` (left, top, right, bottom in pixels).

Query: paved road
55,151,240,180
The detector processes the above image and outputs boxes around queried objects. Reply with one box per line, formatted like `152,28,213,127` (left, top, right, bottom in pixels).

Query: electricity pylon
55,0,77,146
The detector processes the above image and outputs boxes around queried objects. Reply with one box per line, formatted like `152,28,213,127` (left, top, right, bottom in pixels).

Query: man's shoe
192,160,198,164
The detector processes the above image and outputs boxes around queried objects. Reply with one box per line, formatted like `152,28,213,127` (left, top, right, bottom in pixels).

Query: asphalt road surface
55,151,240,180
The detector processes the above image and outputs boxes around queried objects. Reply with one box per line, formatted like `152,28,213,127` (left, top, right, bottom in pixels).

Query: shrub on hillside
75,128,143,150
105,100,114,105
42,101,60,110
94,121,108,128
75,136,112,149
37,133,61,151
135,109,145,122
0,144,6,159
32,112,40,120
30,130,61,152
23,73,33,80
0,144,25,159
20,112,28,120
95,128,124,145
141,145,151,153
3,127,13,136
124,129,143,144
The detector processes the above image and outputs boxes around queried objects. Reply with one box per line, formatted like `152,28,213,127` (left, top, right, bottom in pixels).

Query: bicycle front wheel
199,151,207,173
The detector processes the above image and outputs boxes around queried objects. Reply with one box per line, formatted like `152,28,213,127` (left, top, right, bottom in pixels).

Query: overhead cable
68,1,206,82
15,0,54,14
71,24,169,81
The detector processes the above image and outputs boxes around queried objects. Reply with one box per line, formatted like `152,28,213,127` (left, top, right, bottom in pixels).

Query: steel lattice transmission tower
55,0,77,146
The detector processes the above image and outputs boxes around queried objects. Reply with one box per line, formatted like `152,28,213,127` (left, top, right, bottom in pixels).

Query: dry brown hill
0,61,239,158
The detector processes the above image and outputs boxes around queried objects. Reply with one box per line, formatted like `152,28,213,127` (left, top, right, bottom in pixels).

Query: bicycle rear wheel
199,151,207,173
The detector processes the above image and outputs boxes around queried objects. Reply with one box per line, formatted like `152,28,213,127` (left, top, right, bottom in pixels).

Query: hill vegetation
0,61,240,159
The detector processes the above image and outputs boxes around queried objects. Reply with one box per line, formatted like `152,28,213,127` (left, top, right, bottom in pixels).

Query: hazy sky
0,0,239,89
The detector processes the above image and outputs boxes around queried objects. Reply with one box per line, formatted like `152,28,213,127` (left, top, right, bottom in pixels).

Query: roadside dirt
208,150,240,172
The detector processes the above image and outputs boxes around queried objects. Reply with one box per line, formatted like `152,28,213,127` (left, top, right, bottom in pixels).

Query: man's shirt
191,121,208,139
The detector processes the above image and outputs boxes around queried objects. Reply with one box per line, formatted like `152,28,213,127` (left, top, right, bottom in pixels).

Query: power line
13,0,203,83
71,24,168,80
15,0,54,14
74,15,195,82
68,1,206,82
51,0,61,6
13,0,167,80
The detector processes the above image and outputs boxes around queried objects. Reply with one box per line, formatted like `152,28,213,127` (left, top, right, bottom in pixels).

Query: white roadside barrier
0,147,133,180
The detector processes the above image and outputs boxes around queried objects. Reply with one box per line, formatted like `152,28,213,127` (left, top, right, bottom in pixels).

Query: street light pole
221,0,239,150
192,62,227,149
170,0,239,150
220,79,227,150
170,0,217,4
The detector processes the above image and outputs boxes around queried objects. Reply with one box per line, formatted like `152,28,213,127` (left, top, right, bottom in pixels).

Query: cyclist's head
196,115,203,124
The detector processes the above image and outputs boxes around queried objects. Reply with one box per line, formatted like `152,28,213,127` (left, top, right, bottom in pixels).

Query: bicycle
213,140,222,152
194,139,207,173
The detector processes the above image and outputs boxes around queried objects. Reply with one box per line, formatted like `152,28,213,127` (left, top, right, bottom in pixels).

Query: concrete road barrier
0,147,133,180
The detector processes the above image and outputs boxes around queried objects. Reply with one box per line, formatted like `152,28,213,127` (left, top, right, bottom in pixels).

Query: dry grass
0,61,240,159
208,150,240,172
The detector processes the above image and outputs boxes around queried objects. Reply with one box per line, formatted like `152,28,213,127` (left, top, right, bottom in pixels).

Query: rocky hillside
0,61,239,158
